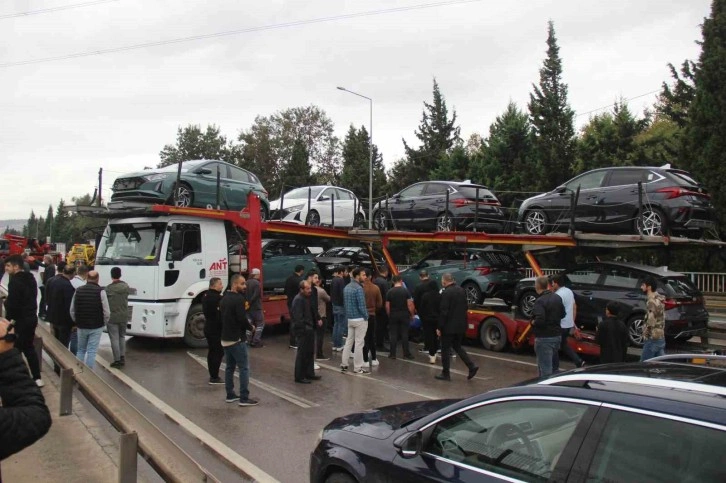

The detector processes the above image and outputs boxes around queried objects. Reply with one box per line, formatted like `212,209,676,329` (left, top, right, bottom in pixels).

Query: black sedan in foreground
310,358,726,482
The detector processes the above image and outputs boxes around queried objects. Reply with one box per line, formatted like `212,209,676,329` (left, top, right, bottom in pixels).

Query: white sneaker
314,363,321,370
370,359,379,367
353,368,370,374
429,355,436,364
35,379,45,388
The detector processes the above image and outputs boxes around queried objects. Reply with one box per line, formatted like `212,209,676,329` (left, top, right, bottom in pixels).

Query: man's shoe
314,363,321,370
315,355,330,361
340,365,348,373
467,366,479,380
370,359,380,367
225,395,240,403
435,373,451,381
35,379,45,388
208,377,224,385
110,361,123,368
353,368,370,374
250,342,265,348
295,379,312,384
429,355,436,364
309,375,322,380
239,398,259,406
388,354,397,360
289,345,298,349
404,354,415,360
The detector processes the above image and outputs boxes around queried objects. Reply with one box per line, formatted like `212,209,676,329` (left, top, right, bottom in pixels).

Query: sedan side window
423,400,589,482
566,267,601,286
228,166,251,183
585,410,724,483
337,189,353,201
565,171,607,191
399,184,426,198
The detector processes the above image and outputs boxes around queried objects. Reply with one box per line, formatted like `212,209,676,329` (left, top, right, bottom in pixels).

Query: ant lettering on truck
209,259,228,271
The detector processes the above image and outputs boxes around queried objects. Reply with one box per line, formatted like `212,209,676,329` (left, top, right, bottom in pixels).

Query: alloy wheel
306,210,321,226
436,214,453,232
628,316,645,346
175,185,192,207
525,210,546,235
637,209,664,236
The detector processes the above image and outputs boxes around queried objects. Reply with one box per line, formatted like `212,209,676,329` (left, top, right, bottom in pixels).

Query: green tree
431,145,471,181
158,124,233,168
280,139,314,189
657,60,696,128
528,21,576,191
398,79,461,189
340,125,387,202
22,211,37,238
686,0,726,229
44,205,54,242
53,200,72,246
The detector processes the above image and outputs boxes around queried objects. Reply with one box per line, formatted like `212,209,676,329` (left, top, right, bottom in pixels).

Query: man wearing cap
247,268,265,347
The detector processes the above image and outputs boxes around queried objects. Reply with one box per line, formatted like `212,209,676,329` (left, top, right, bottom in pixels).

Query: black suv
514,261,709,346
310,356,726,483
372,181,507,232
518,166,715,236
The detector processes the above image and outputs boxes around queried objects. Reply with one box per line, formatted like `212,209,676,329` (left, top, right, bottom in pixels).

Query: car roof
581,261,686,278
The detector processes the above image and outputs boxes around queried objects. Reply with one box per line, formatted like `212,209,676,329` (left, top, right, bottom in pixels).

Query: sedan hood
315,256,355,266
326,399,458,440
268,198,308,210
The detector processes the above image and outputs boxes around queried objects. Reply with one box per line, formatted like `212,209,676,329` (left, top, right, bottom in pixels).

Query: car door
389,398,598,483
389,184,426,230
193,161,224,208
561,171,608,229
596,265,644,321
570,407,725,483
599,169,647,231
413,182,449,230
224,165,256,209
314,187,337,225
564,264,604,329
335,188,356,226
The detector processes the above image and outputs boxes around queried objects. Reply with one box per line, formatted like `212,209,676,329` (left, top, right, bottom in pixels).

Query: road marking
386,356,494,381
316,362,438,400
96,356,280,483
465,350,539,367
187,352,319,409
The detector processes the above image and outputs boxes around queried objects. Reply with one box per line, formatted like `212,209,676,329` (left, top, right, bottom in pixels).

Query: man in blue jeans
70,271,109,369
531,276,565,379
640,276,666,361
220,274,258,407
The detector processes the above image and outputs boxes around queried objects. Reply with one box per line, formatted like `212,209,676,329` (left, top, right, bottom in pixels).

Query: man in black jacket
291,280,322,383
70,271,110,369
597,301,629,364
202,277,224,384
372,268,390,352
3,255,43,386
413,270,440,364
435,273,478,381
220,274,258,406
531,276,565,378
46,264,76,374
38,255,55,319
0,317,52,465
285,265,306,349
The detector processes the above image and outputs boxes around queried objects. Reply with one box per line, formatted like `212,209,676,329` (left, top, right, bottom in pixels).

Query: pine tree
54,200,72,246
528,21,576,191
280,139,314,189
340,125,386,203
688,0,726,229
44,205,54,242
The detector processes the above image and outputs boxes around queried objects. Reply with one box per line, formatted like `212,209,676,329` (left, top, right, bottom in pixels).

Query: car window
228,165,251,183
424,183,449,196
667,170,701,187
605,169,645,187
338,189,353,200
566,266,601,286
660,276,701,298
423,400,589,482
456,185,496,200
601,267,641,290
319,188,336,200
564,171,607,191
399,184,426,198
585,410,724,483
198,162,224,179
166,223,201,261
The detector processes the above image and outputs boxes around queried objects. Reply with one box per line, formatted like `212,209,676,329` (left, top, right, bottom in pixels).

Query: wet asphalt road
90,329,573,483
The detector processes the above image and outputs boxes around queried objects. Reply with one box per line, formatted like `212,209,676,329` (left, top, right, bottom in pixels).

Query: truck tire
183,303,208,348
479,317,508,352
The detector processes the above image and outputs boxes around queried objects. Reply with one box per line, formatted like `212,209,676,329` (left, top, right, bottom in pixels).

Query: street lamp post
337,86,373,229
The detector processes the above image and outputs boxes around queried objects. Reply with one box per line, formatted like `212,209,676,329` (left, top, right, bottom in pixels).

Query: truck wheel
183,303,208,348
479,317,508,352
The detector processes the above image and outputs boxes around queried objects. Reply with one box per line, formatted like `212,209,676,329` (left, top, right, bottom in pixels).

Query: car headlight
285,203,305,213
143,173,170,182
325,265,336,270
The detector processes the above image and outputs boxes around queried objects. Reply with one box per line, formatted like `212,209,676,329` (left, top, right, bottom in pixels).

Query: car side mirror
554,186,567,194
319,195,330,201
392,193,401,201
393,432,422,459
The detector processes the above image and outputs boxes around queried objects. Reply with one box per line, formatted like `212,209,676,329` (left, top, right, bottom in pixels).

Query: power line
0,0,118,20
576,89,661,118
0,0,483,68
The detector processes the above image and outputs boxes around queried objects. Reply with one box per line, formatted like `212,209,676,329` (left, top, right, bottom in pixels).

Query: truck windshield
96,223,166,266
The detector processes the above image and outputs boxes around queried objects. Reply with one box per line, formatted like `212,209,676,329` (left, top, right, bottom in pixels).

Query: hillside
0,219,25,233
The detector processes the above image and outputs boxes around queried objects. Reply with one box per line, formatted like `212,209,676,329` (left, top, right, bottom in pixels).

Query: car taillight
476,267,498,275
664,299,679,310
453,198,501,207
656,187,711,199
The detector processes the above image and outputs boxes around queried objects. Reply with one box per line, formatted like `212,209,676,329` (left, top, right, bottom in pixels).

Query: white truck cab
94,215,232,347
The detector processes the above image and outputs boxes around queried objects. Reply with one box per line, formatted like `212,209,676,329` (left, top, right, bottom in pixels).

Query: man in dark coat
435,273,478,381
3,255,42,385
413,270,440,364
372,267,391,351
292,280,321,383
46,264,76,374
597,301,629,364
202,277,224,384
0,317,52,463
532,276,566,378
285,265,306,349
38,255,55,319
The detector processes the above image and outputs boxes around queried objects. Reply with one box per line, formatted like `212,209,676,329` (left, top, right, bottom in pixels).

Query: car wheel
518,290,537,318
479,317,508,352
462,282,482,305
305,210,321,226
354,212,365,228
627,314,645,347
373,210,388,231
325,472,357,483
174,183,194,207
524,209,548,235
436,212,453,232
635,206,667,236
183,303,208,348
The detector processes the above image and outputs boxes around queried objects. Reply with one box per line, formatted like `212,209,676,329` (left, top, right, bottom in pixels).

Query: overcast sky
0,0,711,220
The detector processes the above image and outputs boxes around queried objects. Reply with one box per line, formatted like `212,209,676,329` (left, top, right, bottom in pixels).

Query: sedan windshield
284,187,325,199
96,222,166,266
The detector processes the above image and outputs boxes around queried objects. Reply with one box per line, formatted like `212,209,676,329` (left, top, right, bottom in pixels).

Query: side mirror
319,195,330,202
393,432,422,459
554,186,567,194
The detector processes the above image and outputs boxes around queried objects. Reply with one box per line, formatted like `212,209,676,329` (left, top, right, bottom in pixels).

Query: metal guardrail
36,324,217,483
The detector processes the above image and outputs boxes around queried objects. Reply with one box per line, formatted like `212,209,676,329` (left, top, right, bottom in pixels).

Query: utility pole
98,168,103,207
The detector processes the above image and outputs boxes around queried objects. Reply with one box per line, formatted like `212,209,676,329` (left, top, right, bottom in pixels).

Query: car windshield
667,170,703,188
661,276,701,298
96,222,166,266
284,187,325,199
